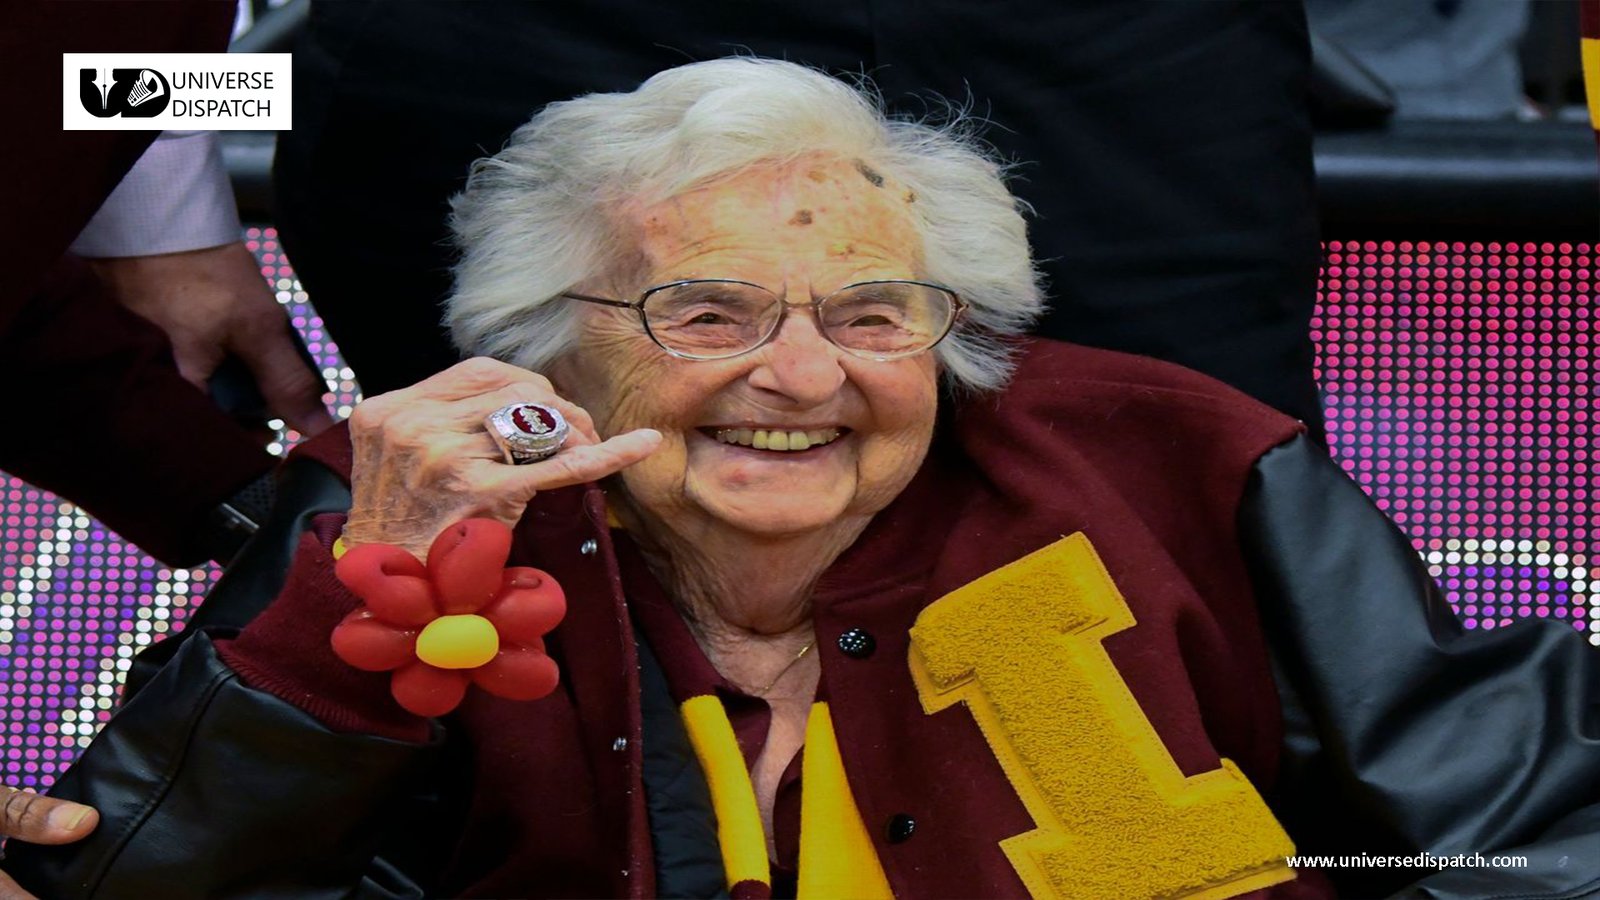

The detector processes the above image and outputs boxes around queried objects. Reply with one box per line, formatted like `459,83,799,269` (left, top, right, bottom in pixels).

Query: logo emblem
79,67,170,118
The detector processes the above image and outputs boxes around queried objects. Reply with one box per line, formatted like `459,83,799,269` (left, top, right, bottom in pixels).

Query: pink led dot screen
1315,241,1596,641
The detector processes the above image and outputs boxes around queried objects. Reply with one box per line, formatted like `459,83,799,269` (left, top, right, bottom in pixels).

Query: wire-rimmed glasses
560,279,966,361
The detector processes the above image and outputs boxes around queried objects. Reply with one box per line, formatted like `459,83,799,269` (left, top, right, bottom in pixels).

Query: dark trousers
276,0,1324,437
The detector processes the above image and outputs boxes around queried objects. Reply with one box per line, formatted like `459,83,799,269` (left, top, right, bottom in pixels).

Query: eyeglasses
560,279,966,361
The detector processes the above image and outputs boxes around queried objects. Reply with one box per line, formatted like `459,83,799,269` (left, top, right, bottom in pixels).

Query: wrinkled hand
87,240,335,437
0,786,98,900
342,357,661,561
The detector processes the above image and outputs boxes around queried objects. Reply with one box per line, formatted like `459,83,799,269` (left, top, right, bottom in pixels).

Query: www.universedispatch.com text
1286,852,1528,869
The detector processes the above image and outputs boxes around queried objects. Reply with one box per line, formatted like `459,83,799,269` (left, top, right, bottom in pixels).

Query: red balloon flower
330,518,565,716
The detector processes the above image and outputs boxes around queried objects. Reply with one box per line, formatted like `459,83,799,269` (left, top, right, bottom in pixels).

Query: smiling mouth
704,427,846,452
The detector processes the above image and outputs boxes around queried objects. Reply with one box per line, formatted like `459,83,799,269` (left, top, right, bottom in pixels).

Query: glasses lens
643,282,780,358
819,282,955,356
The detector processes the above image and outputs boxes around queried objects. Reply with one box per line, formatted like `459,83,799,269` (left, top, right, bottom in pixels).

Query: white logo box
63,53,292,131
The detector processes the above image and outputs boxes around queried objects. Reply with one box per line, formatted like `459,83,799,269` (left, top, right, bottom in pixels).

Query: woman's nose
745,308,847,404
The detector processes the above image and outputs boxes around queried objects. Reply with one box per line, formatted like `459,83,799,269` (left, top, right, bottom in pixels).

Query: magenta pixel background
2,234,1596,789
1316,240,1595,635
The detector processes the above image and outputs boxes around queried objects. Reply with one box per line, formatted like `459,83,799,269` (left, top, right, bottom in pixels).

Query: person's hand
341,357,662,561
0,787,98,900
86,240,336,437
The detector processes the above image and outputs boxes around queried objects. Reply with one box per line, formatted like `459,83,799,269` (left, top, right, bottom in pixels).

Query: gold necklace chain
747,639,818,696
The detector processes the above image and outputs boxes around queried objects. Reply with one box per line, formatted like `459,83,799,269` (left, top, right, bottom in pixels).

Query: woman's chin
685,485,855,538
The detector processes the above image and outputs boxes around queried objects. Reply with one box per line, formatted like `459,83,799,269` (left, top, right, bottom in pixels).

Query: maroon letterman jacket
13,339,1600,900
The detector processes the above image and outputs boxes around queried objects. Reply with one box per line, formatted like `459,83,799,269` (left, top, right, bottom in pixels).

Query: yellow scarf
679,697,893,898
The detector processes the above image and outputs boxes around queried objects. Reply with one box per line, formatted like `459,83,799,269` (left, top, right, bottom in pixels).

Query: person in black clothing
275,0,1326,438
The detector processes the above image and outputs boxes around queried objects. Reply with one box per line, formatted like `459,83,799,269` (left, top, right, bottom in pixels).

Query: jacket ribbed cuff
216,514,431,743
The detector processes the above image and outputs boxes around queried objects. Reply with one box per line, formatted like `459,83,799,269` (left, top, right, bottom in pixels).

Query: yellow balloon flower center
415,614,500,669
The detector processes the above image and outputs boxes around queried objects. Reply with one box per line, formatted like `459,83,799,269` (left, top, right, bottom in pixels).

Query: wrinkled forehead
615,156,924,284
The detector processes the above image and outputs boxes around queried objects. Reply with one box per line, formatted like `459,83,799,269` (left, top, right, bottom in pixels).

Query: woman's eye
687,311,730,325
847,314,895,327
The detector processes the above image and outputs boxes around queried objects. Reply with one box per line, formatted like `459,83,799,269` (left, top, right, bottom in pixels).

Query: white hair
447,57,1044,391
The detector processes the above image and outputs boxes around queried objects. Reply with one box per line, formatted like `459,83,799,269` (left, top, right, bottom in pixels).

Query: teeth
714,427,842,451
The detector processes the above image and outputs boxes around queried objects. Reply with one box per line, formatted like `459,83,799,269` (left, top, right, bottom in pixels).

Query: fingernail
48,802,92,831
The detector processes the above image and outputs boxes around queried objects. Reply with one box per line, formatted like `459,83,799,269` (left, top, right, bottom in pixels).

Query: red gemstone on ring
510,405,557,435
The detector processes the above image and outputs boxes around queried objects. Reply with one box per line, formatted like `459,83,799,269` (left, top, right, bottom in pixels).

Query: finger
167,339,225,394
481,428,663,496
472,422,600,466
361,407,595,482
353,359,576,441
0,788,98,844
235,327,336,437
410,357,555,403
433,428,518,463
453,386,601,446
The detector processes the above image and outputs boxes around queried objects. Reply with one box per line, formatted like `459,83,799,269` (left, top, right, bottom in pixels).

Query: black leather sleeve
3,455,445,899
1241,433,1600,899
123,453,355,700
3,633,439,899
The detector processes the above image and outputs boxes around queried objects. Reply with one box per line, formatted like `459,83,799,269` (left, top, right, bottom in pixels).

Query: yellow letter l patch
909,534,1295,900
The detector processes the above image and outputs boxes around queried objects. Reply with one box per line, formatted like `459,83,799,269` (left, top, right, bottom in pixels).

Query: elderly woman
7,59,1600,900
